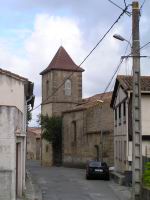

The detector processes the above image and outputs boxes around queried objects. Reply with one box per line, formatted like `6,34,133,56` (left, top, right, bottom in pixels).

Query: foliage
40,115,62,146
36,113,41,126
27,105,32,124
143,162,150,188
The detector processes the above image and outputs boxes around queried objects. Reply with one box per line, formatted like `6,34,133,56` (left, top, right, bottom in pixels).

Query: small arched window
65,79,71,96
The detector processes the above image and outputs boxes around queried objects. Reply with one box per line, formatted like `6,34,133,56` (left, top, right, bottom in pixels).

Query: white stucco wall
114,87,129,172
115,87,126,107
0,107,17,200
128,140,150,160
141,95,150,135
114,90,150,173
0,72,28,200
0,74,25,113
0,106,26,200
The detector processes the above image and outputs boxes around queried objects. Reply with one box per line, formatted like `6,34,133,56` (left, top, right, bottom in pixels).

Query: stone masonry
62,92,114,167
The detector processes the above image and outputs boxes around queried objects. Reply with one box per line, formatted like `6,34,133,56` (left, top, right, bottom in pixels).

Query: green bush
143,162,150,188
40,114,62,147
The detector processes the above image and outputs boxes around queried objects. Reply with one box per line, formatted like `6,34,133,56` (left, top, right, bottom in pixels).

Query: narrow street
27,160,131,200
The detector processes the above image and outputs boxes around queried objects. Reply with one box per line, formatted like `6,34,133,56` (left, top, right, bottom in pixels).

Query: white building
0,68,34,200
111,75,150,173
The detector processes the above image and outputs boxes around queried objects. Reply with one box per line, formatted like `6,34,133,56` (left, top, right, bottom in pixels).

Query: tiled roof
117,75,150,91
110,75,150,108
0,68,28,82
40,46,84,75
27,127,41,138
63,92,112,113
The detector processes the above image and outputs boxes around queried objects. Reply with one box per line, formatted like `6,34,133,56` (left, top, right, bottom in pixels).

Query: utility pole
132,1,142,199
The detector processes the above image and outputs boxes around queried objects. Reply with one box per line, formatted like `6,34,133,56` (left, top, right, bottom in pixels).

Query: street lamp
113,5,142,197
113,34,132,48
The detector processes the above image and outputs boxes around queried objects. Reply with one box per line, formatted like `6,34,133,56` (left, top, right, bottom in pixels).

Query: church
40,46,114,167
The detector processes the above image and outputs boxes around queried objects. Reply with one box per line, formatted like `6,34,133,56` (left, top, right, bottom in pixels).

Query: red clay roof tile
40,46,84,75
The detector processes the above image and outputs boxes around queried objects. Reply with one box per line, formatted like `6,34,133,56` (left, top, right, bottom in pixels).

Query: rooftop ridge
40,46,84,75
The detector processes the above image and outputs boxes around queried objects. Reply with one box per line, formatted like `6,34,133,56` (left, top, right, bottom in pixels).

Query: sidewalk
23,170,42,200
109,180,132,200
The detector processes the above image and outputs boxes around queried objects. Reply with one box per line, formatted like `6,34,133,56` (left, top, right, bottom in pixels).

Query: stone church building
62,92,114,167
40,46,114,167
40,46,84,165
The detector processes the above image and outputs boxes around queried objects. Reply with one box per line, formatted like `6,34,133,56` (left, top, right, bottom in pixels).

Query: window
115,141,117,159
120,141,122,161
123,101,126,123
115,109,117,120
65,79,71,96
124,141,126,163
119,104,121,125
115,109,117,126
123,102,126,116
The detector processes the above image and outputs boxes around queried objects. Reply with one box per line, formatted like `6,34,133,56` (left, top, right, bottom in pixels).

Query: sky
0,0,150,126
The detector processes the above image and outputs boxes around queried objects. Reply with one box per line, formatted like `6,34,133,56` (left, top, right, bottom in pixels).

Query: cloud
0,0,150,126
0,15,86,126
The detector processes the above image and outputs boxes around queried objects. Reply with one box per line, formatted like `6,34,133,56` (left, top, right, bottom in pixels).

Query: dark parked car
86,160,110,180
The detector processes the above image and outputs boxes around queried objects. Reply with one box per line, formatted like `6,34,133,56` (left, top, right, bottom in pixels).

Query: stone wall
62,110,85,167
41,70,83,166
41,139,53,166
142,187,150,200
42,70,82,105
62,99,114,167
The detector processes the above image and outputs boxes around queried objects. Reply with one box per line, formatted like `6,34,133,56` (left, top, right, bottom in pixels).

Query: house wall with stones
27,128,41,160
62,110,85,167
62,93,114,168
86,101,114,166
41,140,53,166
41,70,82,116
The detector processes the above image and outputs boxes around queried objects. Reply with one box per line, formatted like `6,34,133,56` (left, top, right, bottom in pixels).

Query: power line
124,0,127,7
140,0,146,11
32,7,129,111
100,40,150,100
102,59,124,97
107,0,131,15
100,34,132,99
107,0,125,11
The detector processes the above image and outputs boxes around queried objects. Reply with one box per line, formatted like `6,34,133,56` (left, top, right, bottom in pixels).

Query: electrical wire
124,0,127,7
107,0,125,11
107,0,131,15
100,40,150,100
32,7,129,111
140,0,146,11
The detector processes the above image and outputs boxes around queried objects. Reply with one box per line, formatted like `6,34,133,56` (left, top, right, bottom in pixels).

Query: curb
25,170,42,200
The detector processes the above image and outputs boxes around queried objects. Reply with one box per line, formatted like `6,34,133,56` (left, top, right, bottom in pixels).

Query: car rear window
89,161,107,167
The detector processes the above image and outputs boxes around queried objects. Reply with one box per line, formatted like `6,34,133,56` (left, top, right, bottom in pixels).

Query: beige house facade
111,75,150,173
27,127,41,160
40,46,84,166
62,92,114,167
0,68,34,200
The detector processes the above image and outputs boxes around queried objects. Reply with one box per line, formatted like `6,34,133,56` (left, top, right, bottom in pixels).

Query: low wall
142,187,150,200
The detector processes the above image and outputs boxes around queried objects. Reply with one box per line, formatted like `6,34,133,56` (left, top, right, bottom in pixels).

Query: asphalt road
27,160,131,200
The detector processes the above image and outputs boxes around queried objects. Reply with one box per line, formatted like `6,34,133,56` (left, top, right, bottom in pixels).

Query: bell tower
40,46,84,117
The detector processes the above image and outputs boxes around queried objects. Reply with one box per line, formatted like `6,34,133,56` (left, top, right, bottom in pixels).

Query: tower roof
40,46,84,75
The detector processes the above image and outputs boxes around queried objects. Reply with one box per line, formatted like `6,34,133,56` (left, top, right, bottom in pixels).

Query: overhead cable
100,40,150,100
32,6,130,111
